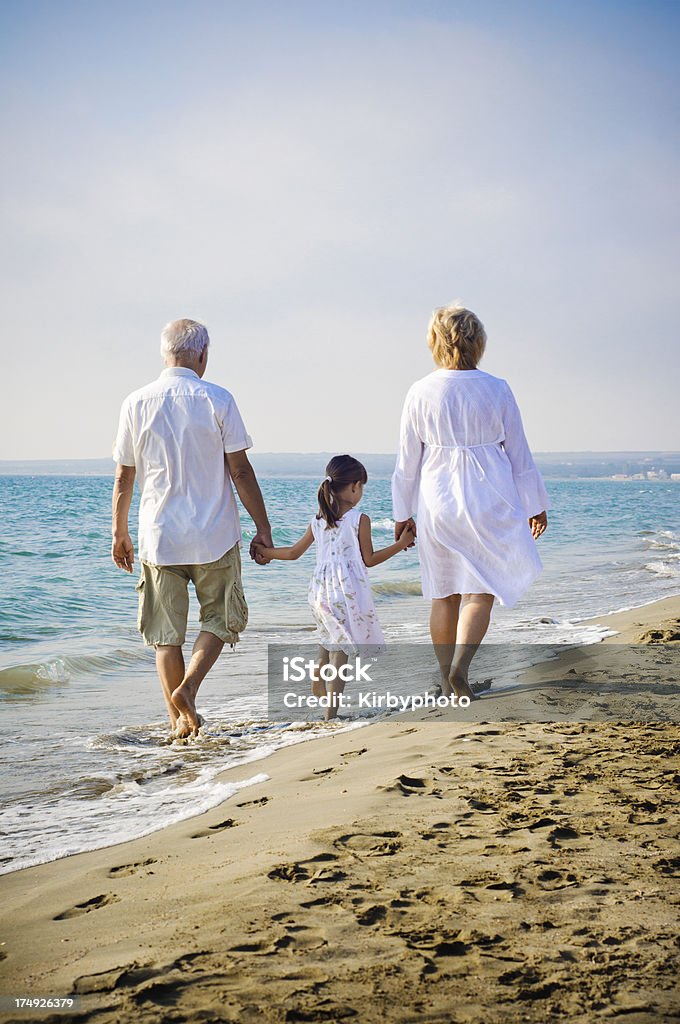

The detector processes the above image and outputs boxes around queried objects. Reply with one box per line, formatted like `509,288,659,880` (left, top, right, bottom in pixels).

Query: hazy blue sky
1,0,678,458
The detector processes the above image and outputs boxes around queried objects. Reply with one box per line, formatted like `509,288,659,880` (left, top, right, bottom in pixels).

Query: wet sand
1,596,678,1023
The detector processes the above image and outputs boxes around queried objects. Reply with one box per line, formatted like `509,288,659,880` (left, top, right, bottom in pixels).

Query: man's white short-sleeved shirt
113,367,253,566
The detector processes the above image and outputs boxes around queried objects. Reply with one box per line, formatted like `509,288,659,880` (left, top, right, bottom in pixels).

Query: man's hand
250,528,273,564
112,532,135,573
251,541,271,565
395,518,417,548
529,511,548,540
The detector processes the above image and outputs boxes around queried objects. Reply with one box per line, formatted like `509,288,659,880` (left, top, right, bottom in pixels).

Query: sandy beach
1,596,678,1023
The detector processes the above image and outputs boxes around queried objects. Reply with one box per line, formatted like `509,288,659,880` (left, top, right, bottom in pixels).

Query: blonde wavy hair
427,303,487,370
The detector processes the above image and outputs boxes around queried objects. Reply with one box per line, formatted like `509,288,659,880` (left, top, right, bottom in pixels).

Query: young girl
253,454,415,720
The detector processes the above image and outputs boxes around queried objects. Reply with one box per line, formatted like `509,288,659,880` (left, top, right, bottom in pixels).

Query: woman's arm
253,525,315,562
358,514,414,568
501,382,551,527
391,387,424,524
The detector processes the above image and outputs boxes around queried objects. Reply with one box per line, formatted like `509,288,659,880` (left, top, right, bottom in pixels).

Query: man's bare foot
172,683,201,734
172,713,205,740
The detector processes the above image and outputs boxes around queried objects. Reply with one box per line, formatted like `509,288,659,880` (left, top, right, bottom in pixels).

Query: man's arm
112,464,136,572
225,450,273,560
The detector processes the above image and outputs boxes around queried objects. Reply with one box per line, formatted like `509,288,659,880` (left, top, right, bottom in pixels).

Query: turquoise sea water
0,474,678,874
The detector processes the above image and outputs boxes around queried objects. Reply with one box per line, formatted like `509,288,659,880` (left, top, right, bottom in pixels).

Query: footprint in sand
536,868,580,890
276,925,328,952
54,893,120,920
334,831,402,857
653,855,680,876
236,795,270,807
547,825,580,846
190,818,238,839
107,858,157,878
74,963,160,994
340,747,367,758
355,904,388,926
299,895,345,911
458,875,525,900
383,774,441,798
298,766,338,781
268,853,345,885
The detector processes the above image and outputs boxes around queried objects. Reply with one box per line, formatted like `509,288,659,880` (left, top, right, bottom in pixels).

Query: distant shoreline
1,452,680,481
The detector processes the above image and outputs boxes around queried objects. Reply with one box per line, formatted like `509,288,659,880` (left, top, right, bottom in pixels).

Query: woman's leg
430,595,462,693
449,594,495,698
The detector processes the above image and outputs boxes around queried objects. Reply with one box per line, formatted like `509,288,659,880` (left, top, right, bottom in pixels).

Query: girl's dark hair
317,454,368,528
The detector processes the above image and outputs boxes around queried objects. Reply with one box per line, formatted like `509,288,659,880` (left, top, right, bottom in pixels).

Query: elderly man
111,318,272,738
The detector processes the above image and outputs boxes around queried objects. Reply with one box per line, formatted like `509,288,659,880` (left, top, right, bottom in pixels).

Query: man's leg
430,595,461,694
155,645,185,730
449,593,495,699
138,561,189,730
172,631,225,736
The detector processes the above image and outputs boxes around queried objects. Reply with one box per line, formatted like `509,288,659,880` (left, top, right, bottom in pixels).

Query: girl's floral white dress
308,506,385,655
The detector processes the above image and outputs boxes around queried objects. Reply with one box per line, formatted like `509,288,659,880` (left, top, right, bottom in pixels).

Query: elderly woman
392,303,550,701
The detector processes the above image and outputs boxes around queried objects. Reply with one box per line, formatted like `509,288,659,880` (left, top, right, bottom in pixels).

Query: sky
1,0,678,459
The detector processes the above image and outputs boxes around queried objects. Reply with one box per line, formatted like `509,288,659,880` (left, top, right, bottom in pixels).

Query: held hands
250,529,273,565
529,511,548,540
252,544,272,565
395,518,417,549
112,533,135,573
398,524,417,550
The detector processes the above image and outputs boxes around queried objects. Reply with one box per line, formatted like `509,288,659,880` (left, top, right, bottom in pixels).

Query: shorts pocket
135,575,146,634
227,579,248,636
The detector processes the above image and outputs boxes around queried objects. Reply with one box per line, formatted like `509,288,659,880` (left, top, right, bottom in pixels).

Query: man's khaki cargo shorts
135,543,248,647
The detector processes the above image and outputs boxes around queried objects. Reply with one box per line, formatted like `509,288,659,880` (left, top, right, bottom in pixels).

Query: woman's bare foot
449,672,479,702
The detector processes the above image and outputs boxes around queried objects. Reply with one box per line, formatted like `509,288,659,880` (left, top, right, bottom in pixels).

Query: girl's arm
358,514,414,568
253,525,315,562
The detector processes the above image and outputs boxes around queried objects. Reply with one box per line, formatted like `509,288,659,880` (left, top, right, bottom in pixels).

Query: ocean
0,472,678,875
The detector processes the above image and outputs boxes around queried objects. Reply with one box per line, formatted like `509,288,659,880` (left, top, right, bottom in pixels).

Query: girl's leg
449,594,495,698
311,646,329,697
430,595,462,694
325,650,349,721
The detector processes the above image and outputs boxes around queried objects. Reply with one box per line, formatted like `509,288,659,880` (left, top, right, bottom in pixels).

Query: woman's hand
529,511,548,539
395,518,417,548
398,524,417,550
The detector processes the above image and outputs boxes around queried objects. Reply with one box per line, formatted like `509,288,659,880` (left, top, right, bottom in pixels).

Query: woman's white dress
391,369,551,608
308,506,385,655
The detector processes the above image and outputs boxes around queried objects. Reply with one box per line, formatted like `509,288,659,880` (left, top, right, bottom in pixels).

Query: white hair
160,318,210,359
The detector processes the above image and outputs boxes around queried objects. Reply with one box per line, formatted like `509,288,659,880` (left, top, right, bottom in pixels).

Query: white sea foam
0,771,270,875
